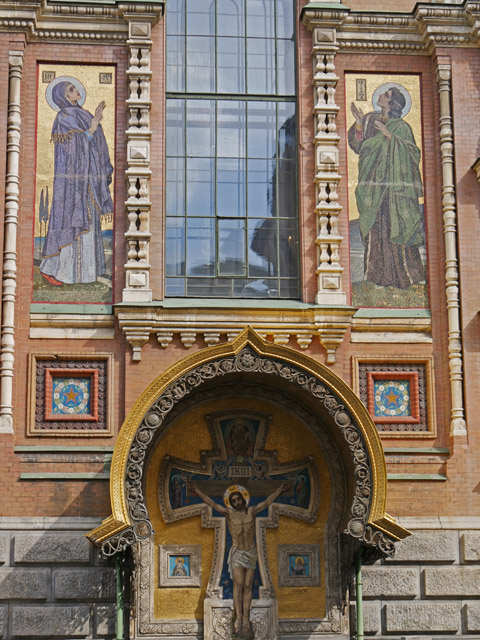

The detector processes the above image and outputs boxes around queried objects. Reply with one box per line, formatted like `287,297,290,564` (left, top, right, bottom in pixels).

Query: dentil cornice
0,0,163,43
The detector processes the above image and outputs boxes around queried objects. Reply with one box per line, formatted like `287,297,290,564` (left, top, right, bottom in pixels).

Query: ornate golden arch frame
87,327,409,555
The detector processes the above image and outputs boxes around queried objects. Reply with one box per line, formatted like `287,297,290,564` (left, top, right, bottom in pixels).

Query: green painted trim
30,304,113,315
354,308,431,318
355,549,364,640
15,446,114,453
384,447,450,454
20,472,110,480
115,299,356,311
387,473,447,481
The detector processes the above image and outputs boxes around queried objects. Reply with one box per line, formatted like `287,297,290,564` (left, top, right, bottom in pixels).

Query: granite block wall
0,518,116,640
352,523,480,639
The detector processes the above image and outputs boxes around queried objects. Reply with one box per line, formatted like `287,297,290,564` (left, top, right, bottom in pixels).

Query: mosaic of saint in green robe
348,86,425,289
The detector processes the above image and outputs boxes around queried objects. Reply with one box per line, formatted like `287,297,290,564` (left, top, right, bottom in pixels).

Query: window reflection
186,158,215,216
217,158,246,218
186,218,216,276
165,0,298,298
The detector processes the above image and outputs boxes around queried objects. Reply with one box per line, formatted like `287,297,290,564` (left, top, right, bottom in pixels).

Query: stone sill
20,472,109,480
30,312,114,340
115,303,357,362
387,473,447,481
351,314,432,344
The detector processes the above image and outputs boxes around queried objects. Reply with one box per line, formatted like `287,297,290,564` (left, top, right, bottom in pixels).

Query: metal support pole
355,548,364,640
115,553,125,640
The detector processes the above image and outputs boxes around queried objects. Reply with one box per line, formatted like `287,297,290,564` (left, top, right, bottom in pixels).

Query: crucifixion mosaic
158,410,321,640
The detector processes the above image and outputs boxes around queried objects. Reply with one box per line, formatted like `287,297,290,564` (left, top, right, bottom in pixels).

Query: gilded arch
87,327,408,556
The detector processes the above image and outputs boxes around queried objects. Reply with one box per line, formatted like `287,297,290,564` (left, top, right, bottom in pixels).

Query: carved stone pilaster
122,18,155,303
0,49,24,434
436,61,467,437
302,7,349,306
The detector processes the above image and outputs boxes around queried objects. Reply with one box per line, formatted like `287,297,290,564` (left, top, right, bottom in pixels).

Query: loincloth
227,545,258,579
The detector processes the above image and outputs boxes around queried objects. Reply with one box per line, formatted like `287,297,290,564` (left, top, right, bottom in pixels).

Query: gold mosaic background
145,396,332,621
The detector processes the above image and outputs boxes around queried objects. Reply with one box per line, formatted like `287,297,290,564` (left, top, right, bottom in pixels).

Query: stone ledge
385,602,461,633
386,531,457,563
95,604,116,636
462,532,480,562
395,516,480,530
424,566,480,597
116,306,356,363
362,566,419,598
54,568,115,600
13,532,91,564
0,568,49,600
11,605,89,637
0,535,6,565
0,517,103,531
466,602,480,632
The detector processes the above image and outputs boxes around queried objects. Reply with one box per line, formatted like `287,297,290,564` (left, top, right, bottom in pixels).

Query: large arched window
165,0,298,298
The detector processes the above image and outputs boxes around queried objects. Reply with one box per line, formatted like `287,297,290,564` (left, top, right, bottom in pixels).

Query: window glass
187,0,215,36
166,99,185,157
186,100,216,157
186,218,216,276
166,218,185,276
217,158,246,217
217,101,246,158
217,37,246,94
166,0,185,35
166,36,185,92
186,36,215,92
217,0,245,37
246,0,274,38
165,0,297,298
219,219,246,275
247,101,276,159
186,158,215,216
247,38,275,95
166,157,185,216
247,159,275,217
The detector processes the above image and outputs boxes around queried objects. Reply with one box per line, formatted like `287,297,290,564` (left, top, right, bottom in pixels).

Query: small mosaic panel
278,544,320,587
45,369,98,422
367,372,419,424
28,354,112,436
373,380,411,417
159,545,201,588
355,359,435,436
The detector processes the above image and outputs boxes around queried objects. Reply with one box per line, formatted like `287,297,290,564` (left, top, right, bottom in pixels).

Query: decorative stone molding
351,316,432,344
0,1,163,44
89,332,409,559
29,314,114,340
0,49,24,434
116,305,355,363
122,16,156,303
435,60,467,437
301,2,480,54
302,9,349,306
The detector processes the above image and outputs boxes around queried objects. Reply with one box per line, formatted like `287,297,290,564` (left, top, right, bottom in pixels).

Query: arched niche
88,328,409,637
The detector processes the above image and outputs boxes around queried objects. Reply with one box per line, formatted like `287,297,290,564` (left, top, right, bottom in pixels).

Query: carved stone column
436,59,467,437
302,7,349,306
0,49,24,433
123,17,155,303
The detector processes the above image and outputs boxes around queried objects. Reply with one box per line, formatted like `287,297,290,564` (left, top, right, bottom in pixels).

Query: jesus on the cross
188,481,290,637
